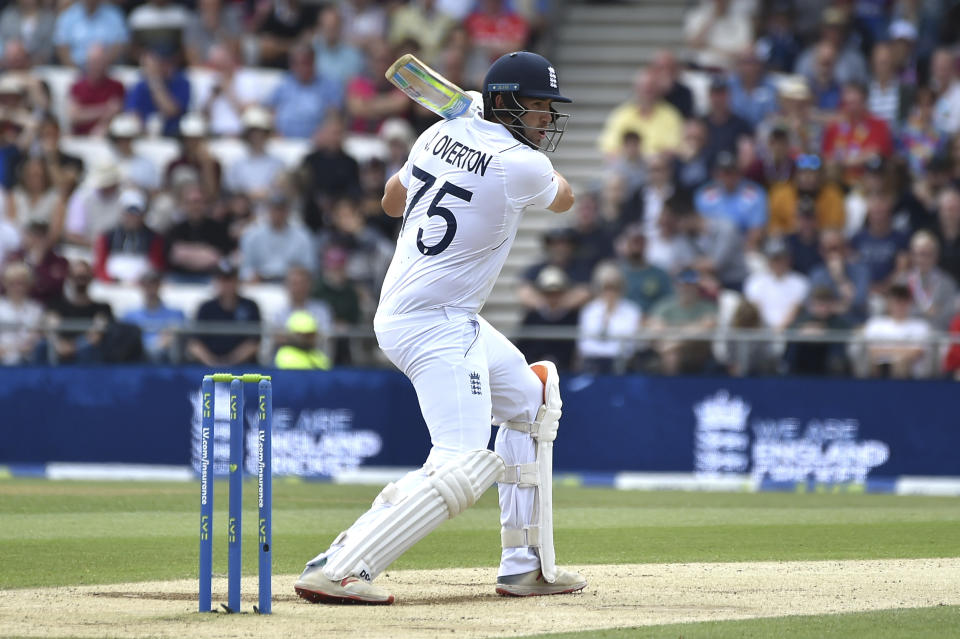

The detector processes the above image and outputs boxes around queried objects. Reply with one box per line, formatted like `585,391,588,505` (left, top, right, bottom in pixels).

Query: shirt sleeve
503,150,558,210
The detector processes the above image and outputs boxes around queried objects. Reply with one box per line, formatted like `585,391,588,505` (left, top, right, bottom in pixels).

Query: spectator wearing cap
127,0,190,61
702,75,754,167
767,153,844,235
899,87,948,180
516,265,579,370
107,114,161,193
225,107,285,201
0,1,56,65
121,270,186,363
313,6,366,90
683,0,753,71
795,8,868,88
822,83,894,186
577,262,642,374
728,47,779,127
887,19,919,86
312,246,361,364
931,47,960,136
164,112,222,200
63,160,124,254
650,49,694,119
661,189,748,293
269,43,344,140
163,183,233,282
274,310,332,370
66,43,124,136
744,237,810,331
694,151,768,250
784,285,853,376
862,283,934,379
93,188,165,283
808,228,871,323
760,75,823,155
518,227,592,315
867,42,913,130
850,187,910,291
934,187,960,285
187,261,261,366
200,44,271,138
599,68,683,160
902,230,957,330
298,113,361,233
647,267,718,375
3,221,68,306
617,224,672,313
754,2,800,74
53,0,129,67
0,262,42,364
124,45,191,137
239,189,315,283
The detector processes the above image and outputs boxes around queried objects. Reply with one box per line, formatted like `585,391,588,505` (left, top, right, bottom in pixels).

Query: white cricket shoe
495,567,587,597
295,564,394,605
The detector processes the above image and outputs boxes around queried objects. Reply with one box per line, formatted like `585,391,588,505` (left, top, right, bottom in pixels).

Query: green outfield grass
2,479,959,638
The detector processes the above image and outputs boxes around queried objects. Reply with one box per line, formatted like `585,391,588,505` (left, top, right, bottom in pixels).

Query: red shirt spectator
3,221,69,307
822,83,893,186
67,44,125,135
464,0,529,60
943,313,960,377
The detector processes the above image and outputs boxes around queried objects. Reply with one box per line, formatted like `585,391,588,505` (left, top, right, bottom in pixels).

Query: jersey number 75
401,165,474,256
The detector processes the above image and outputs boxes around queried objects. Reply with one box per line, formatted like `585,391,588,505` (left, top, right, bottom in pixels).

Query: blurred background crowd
0,0,958,380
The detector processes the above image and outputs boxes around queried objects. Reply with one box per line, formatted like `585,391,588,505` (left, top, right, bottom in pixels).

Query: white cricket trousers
329,306,544,578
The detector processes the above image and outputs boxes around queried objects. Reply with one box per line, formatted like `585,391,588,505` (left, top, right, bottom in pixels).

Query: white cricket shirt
377,114,559,316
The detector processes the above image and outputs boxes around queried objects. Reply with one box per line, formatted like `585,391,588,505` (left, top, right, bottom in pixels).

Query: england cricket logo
547,66,558,89
469,372,482,396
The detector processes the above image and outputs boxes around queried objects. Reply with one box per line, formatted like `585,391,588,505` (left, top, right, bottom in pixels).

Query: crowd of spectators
516,0,960,379
0,0,549,367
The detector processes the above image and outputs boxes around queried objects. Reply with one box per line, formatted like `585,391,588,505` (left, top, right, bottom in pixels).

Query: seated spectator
517,227,592,316
702,76,754,167
200,44,270,138
683,0,753,70
27,114,84,196
767,153,844,235
744,237,810,331
755,2,799,73
315,197,391,302
124,45,191,137
902,230,957,330
93,189,164,283
107,114,161,193
695,151,768,251
274,310,332,370
298,113,361,233
822,83,894,187
899,87,948,181
44,259,115,364
164,183,233,282
760,75,822,155
647,268,718,375
931,47,960,136
650,49,694,119
186,261,261,366
464,0,528,62
381,117,416,180
2,156,66,229
251,0,319,68
0,1,56,66
745,126,793,187
63,160,124,254
808,229,871,323
183,0,244,67
729,47,779,126
4,221,67,306
804,42,842,113
0,262,42,364
663,189,748,293
862,283,933,379
598,68,683,160
240,190,315,283
312,246,361,365
617,224,672,314
850,188,909,291
934,187,960,285
633,152,673,241
165,113,222,200
66,44,125,136
784,285,853,376
127,0,190,60
609,131,646,196
568,190,616,271
867,42,912,129
676,119,712,191
942,311,960,379
784,201,825,276
338,0,387,49
577,262,642,374
53,0,129,67
270,264,333,340
516,266,579,370
724,298,777,377
389,0,453,67
312,6,365,90
121,269,185,363
269,44,344,139
225,107,285,201
795,8,868,87
345,41,410,135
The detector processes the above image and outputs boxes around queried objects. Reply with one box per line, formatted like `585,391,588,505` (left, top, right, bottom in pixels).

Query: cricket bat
385,54,482,120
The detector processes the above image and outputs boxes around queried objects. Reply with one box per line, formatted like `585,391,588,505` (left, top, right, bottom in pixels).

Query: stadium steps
482,0,686,332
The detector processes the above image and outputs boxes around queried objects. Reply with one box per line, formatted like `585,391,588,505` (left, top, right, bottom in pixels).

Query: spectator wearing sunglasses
767,153,844,236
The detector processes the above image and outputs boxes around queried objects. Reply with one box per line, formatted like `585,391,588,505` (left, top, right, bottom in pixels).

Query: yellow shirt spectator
274,311,332,370
767,155,846,234
598,69,683,157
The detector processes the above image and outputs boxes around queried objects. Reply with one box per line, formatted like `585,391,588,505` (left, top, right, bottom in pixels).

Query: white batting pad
500,360,561,582
321,449,504,582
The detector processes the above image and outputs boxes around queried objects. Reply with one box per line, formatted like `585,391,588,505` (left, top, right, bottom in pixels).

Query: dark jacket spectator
516,266,579,370
186,262,261,366
299,113,361,232
164,184,233,281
